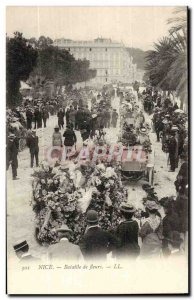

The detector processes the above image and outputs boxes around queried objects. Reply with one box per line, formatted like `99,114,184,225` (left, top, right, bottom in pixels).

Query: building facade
53,38,137,86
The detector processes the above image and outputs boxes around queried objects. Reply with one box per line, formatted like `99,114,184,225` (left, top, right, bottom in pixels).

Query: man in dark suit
168,130,178,172
6,134,19,180
27,130,39,168
79,210,117,261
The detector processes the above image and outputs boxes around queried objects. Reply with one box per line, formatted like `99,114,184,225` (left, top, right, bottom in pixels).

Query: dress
139,216,163,258
115,220,140,258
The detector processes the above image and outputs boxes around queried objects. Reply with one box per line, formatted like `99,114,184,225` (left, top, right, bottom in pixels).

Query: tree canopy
28,37,97,89
6,32,38,107
144,8,187,108
6,33,97,107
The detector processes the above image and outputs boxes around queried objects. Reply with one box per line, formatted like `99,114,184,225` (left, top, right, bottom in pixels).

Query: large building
53,38,137,86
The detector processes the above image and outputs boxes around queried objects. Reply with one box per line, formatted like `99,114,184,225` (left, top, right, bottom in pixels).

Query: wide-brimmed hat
120,203,136,213
8,133,16,139
13,240,28,252
139,127,147,133
86,210,98,223
92,114,97,119
145,200,159,210
12,117,18,122
171,126,179,131
56,224,72,233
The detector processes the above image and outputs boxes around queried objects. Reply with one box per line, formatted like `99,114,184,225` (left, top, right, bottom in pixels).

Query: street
7,94,178,259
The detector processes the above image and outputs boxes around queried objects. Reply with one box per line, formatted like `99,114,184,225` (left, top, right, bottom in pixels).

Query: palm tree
167,8,187,109
145,8,187,110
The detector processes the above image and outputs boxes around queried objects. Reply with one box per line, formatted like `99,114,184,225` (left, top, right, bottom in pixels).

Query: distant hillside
127,48,148,70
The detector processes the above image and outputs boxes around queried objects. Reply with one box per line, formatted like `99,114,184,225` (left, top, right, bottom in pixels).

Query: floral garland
31,161,127,245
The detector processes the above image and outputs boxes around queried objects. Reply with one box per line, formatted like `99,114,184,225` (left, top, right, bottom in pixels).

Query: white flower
95,178,102,186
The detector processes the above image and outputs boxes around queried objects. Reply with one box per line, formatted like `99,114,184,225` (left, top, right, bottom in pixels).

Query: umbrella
174,109,184,113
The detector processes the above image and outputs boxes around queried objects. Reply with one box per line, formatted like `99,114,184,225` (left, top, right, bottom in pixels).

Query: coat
168,136,177,154
139,216,163,257
27,136,39,153
6,139,19,165
52,132,62,147
26,110,33,121
163,212,180,238
48,239,83,263
63,128,77,146
115,220,140,258
57,111,65,124
42,109,49,120
79,226,117,261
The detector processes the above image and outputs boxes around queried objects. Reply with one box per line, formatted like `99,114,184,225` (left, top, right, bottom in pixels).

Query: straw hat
120,203,136,213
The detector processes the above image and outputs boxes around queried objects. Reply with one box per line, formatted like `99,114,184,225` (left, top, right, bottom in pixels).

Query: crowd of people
7,83,188,264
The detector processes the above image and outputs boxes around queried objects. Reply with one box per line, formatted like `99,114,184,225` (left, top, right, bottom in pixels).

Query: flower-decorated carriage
119,103,154,185
31,161,128,246
120,144,155,186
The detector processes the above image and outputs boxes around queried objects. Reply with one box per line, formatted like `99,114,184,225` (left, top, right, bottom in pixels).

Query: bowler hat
86,210,98,223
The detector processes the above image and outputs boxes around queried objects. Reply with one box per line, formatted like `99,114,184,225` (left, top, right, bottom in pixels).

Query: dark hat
120,203,136,213
13,240,28,252
86,210,98,223
142,184,151,190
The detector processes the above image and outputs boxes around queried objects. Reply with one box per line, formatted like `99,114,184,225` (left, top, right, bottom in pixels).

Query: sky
6,6,186,50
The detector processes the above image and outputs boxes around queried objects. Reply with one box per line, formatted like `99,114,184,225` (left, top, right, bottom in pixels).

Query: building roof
53,38,125,48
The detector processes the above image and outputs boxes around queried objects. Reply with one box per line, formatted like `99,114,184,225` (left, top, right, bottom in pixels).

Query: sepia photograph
6,5,189,295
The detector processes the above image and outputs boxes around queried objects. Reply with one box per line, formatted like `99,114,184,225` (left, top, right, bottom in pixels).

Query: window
89,48,92,51
105,70,108,75
68,48,70,51
106,78,107,82
105,48,107,51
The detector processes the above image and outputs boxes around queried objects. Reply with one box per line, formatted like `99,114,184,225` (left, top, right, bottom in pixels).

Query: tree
6,32,38,107
144,8,187,109
30,44,96,91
